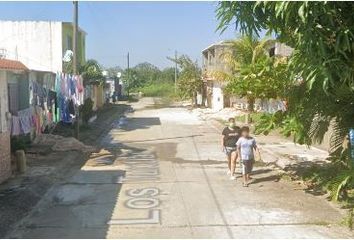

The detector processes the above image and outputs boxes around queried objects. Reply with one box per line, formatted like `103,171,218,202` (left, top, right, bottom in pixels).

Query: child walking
236,126,261,187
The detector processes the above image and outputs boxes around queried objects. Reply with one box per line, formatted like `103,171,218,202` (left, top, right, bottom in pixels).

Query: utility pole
73,1,79,139
127,52,130,97
174,50,177,93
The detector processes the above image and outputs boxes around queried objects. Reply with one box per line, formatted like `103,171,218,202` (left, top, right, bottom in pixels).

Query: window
66,35,73,51
8,83,19,115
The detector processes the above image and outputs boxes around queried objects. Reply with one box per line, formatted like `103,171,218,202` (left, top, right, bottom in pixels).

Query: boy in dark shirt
221,118,241,180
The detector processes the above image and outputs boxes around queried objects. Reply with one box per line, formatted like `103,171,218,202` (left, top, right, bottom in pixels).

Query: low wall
0,132,11,183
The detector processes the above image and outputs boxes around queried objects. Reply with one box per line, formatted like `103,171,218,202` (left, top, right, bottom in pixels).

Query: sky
0,1,239,69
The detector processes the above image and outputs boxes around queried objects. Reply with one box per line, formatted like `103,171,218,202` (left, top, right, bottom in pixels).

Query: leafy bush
139,83,175,98
254,111,284,135
302,148,354,203
80,98,94,124
10,136,30,153
235,112,264,124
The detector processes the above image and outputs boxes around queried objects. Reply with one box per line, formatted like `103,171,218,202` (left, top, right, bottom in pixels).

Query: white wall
0,21,63,72
0,70,9,132
275,42,293,57
212,82,224,111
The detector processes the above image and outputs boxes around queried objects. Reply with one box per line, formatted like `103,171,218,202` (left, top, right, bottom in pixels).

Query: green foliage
80,59,104,85
216,1,354,148
80,98,94,124
302,159,354,202
218,36,291,112
342,209,354,230
173,55,202,102
235,112,263,124
63,60,74,74
10,136,30,153
254,111,311,144
254,111,284,135
139,83,175,98
132,62,161,86
216,2,354,208
216,2,354,94
122,68,139,94
159,67,176,84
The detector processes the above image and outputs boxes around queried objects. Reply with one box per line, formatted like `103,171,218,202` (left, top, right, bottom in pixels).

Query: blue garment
18,108,33,134
70,75,76,96
350,129,354,160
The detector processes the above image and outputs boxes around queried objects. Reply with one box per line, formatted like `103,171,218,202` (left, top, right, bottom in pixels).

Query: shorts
224,147,237,157
242,160,254,175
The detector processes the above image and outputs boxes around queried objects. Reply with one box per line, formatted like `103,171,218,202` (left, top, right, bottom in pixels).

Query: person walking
221,118,241,180
236,126,261,187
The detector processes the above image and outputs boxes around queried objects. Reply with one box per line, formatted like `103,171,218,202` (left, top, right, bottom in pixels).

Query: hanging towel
11,116,21,136
18,108,34,134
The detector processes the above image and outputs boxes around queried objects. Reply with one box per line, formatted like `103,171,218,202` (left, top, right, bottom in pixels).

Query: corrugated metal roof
0,59,28,71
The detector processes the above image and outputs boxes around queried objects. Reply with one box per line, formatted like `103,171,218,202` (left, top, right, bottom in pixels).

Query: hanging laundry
11,116,21,136
18,108,34,134
68,99,75,115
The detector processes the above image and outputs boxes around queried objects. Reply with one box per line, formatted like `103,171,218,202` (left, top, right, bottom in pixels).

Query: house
0,21,86,74
0,59,29,183
0,21,87,108
0,21,87,130
201,41,232,111
201,41,294,112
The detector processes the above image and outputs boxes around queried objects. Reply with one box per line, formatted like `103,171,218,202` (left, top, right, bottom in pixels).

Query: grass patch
235,112,264,124
341,209,354,230
138,83,175,98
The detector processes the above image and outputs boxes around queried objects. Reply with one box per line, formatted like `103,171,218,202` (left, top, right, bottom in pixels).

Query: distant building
0,21,87,113
201,41,232,111
274,42,293,57
201,40,294,112
0,59,29,183
0,21,86,73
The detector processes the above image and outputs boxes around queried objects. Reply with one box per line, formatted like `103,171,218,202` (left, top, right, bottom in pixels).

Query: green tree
216,1,354,200
216,36,288,113
132,62,161,86
80,59,104,85
158,67,176,83
174,55,202,105
216,1,354,149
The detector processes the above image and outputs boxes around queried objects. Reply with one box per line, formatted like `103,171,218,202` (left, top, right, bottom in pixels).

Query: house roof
0,59,29,71
202,40,230,53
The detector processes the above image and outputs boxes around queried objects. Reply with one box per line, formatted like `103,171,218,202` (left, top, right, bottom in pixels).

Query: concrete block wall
0,132,11,183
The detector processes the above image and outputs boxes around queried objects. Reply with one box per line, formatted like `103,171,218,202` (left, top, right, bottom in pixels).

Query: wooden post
15,150,26,173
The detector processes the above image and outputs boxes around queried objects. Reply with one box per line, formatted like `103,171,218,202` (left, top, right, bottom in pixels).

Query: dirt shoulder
0,103,128,238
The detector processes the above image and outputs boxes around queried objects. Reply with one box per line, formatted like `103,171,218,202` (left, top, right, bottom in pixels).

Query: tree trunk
192,91,198,107
246,97,255,124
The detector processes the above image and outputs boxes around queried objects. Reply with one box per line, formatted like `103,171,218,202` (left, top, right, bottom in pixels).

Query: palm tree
215,36,275,122
80,59,104,85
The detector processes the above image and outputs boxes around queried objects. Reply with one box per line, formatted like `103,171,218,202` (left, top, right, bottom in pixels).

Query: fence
230,97,287,113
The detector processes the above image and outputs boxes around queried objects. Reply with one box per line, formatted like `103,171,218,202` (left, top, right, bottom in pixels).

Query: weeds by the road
139,83,175,98
342,209,354,230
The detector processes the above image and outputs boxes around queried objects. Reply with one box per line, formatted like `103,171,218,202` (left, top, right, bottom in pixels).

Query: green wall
62,23,86,68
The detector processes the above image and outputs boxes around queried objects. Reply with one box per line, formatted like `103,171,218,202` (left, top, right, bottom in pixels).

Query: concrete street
8,98,353,238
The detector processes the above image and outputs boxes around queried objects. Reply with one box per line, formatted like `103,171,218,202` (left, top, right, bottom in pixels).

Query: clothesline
10,72,84,136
